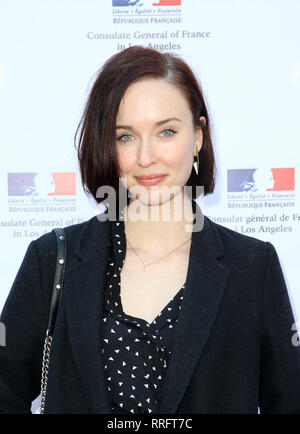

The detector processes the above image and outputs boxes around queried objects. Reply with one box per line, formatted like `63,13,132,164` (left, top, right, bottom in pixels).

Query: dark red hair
75,45,216,204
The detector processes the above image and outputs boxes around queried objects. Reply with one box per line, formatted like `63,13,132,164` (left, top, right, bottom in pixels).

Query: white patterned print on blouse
101,209,186,414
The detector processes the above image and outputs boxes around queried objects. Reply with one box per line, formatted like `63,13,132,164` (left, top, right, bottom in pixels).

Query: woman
1,45,300,414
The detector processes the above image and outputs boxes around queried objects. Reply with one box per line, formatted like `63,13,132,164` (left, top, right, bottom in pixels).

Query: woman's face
116,78,204,206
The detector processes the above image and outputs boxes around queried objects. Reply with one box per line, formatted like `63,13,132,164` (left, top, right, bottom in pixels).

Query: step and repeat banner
1,0,299,411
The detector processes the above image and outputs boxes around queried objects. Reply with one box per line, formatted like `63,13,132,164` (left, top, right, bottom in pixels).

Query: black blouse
101,209,186,414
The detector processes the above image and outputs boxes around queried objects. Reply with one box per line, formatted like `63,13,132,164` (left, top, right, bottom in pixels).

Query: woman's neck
123,192,194,254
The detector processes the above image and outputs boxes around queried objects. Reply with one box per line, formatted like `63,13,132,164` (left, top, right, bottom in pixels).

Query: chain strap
39,228,66,414
40,333,53,414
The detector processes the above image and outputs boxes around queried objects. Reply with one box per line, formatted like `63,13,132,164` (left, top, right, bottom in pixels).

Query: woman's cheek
117,148,136,172
162,140,191,165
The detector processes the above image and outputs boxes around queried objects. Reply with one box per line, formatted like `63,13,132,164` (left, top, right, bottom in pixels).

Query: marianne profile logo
7,172,76,196
227,168,296,210
227,168,295,193
7,172,77,214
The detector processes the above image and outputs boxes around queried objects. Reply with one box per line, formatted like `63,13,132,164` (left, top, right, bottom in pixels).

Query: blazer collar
64,200,229,414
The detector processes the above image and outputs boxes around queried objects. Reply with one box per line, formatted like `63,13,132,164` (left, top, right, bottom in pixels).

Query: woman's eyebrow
116,117,182,130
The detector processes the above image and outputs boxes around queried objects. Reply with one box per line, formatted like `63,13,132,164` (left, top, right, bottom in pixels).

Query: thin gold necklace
125,234,192,269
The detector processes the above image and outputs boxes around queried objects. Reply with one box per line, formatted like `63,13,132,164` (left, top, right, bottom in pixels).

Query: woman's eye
117,134,132,143
160,128,176,137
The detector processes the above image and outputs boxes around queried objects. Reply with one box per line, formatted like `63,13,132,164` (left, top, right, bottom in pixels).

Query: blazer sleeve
0,240,47,414
259,242,300,414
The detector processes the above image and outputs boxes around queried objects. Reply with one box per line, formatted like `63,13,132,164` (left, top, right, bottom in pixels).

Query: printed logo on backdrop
227,168,295,194
3,172,79,239
87,0,211,52
7,172,76,197
216,167,299,236
111,0,181,24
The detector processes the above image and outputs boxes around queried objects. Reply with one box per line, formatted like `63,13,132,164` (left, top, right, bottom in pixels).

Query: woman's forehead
117,79,191,122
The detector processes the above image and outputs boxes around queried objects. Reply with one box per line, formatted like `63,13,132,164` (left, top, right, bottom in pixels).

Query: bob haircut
75,45,216,209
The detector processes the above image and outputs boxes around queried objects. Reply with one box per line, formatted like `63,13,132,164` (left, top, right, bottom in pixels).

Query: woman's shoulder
32,216,95,246
31,214,110,263
204,215,266,245
201,216,284,288
203,215,273,263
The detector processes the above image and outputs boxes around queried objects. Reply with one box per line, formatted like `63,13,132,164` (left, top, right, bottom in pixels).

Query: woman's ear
195,116,206,153
200,116,206,127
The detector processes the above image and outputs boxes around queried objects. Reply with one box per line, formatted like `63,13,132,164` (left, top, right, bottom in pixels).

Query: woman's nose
137,140,157,166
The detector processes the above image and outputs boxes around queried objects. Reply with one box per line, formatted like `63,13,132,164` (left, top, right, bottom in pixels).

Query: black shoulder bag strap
40,228,67,414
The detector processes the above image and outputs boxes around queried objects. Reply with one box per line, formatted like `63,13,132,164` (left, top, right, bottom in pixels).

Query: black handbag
39,228,66,414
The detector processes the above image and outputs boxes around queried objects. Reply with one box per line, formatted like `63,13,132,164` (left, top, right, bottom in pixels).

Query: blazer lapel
64,216,113,413
158,206,229,414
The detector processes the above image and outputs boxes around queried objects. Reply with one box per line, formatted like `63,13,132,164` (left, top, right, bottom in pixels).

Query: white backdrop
0,0,299,413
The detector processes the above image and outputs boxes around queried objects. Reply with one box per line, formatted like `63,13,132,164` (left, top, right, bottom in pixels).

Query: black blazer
1,209,300,414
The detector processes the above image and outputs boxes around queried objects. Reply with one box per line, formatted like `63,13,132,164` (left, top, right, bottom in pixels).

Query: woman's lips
135,175,167,186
